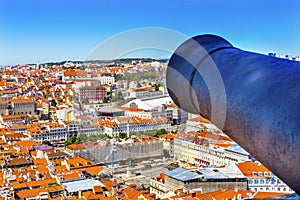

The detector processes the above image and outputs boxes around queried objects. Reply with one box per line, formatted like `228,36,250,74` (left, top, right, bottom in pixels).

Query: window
253,172,257,176
264,172,269,176
260,180,265,184
258,172,262,176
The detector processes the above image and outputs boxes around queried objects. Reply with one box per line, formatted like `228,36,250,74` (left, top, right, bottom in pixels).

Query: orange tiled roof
84,166,103,175
66,156,95,169
159,134,177,139
11,181,28,189
109,66,121,71
132,87,153,92
214,141,232,148
16,188,47,199
67,143,86,150
32,158,48,165
100,179,118,191
3,133,28,140
2,113,29,119
211,189,253,200
79,85,106,90
75,116,91,120
96,116,171,128
82,190,103,199
10,124,31,129
47,185,64,193
11,98,34,103
93,185,103,194
196,131,232,142
0,100,8,104
168,103,178,108
67,142,101,150
64,70,87,76
116,106,146,112
13,140,38,147
26,178,57,188
236,161,271,178
58,172,81,181
253,192,290,199
189,115,211,124
191,189,221,200
54,164,68,172
154,173,165,182
121,186,140,200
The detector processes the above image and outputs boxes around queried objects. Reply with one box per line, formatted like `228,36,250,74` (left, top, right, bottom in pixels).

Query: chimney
112,184,117,196
78,190,82,199
190,191,196,198
27,172,31,182
36,171,40,180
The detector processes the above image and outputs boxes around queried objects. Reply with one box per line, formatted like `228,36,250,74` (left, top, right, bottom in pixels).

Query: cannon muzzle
167,34,300,194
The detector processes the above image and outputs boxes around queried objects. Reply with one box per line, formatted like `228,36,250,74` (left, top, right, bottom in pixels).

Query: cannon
166,34,300,194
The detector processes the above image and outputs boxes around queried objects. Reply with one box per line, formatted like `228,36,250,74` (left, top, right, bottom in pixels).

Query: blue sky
0,0,300,65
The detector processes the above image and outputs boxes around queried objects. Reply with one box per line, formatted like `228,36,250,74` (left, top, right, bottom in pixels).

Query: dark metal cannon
166,34,300,194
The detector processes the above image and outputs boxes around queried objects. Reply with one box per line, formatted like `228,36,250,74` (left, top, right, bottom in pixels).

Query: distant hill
40,58,169,66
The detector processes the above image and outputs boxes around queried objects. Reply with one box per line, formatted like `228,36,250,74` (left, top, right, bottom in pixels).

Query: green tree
64,140,72,147
64,135,79,147
153,82,163,91
104,134,112,139
75,137,82,144
79,134,88,142
102,97,108,103
42,140,52,146
96,134,109,140
112,91,124,102
70,135,76,143
118,132,127,139
88,134,98,142
154,129,167,137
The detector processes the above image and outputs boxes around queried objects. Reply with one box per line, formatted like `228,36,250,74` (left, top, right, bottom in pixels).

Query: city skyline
1,0,300,65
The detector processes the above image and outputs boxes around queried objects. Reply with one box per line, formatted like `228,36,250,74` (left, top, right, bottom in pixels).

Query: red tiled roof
237,161,271,178
253,192,290,199
189,115,211,124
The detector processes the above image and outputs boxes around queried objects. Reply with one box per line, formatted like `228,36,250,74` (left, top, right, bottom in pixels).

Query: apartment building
79,85,107,103
0,98,36,116
150,166,247,197
174,131,250,167
98,75,115,85
166,103,188,125
130,87,163,99
237,161,293,193
27,122,78,144
186,115,220,132
97,116,172,138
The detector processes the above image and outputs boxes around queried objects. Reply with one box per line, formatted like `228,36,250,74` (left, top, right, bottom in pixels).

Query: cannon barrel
166,34,300,194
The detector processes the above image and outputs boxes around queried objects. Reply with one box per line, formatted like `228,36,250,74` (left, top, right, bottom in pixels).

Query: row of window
253,187,291,192
253,171,269,176
14,102,34,107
